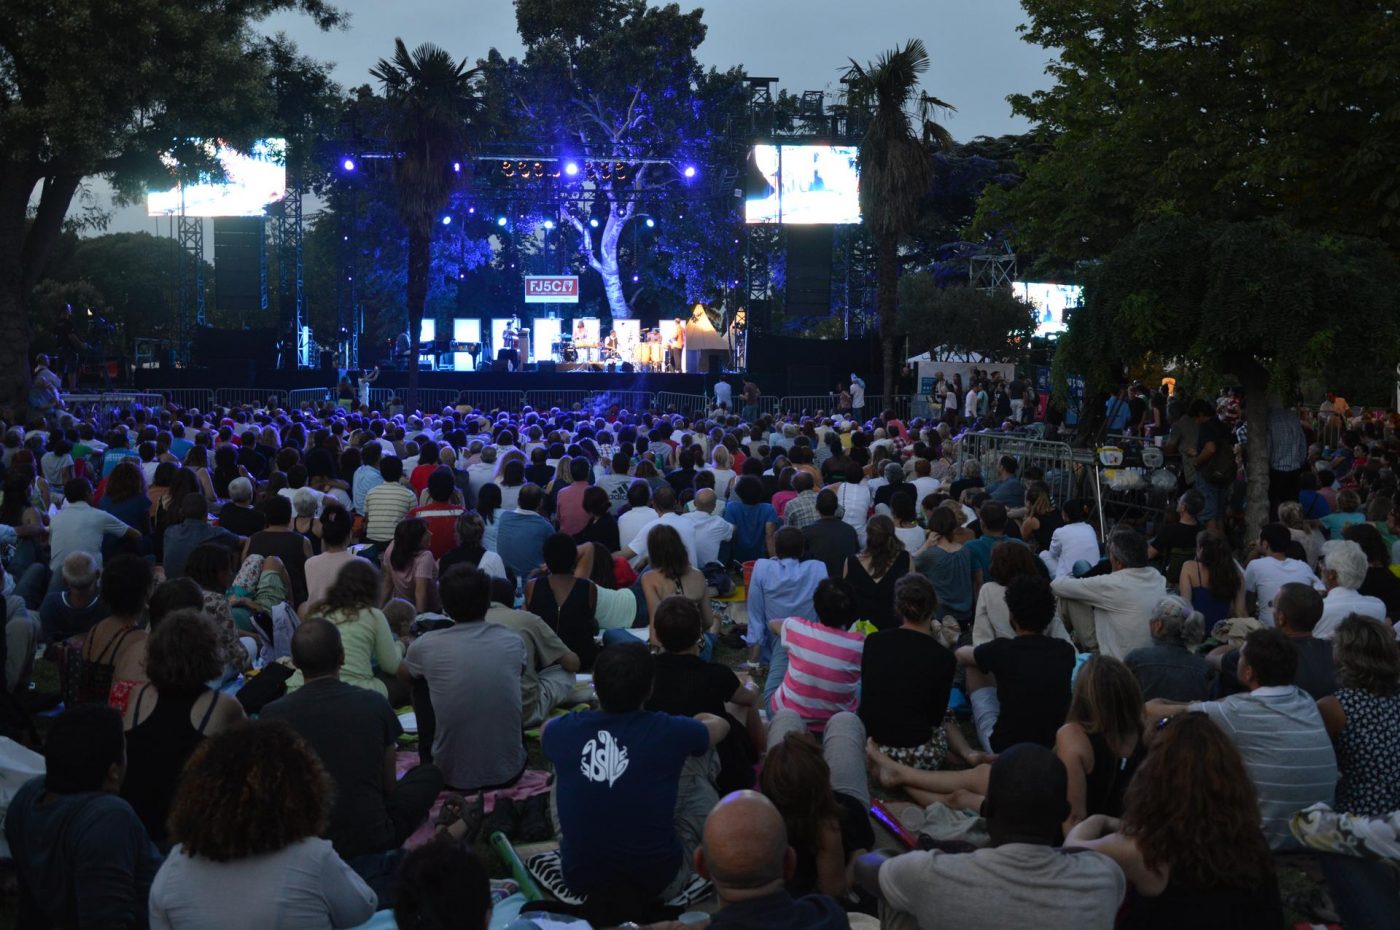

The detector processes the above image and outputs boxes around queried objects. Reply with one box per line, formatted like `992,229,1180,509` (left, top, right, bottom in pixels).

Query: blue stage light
682,165,697,179
543,220,555,230
341,158,356,172
441,215,452,226
564,161,580,177
645,218,655,228
453,161,462,173
589,218,599,228
497,216,508,227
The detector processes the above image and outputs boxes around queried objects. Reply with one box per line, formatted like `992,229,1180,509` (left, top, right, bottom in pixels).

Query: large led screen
1014,282,1083,337
745,145,861,225
147,138,288,217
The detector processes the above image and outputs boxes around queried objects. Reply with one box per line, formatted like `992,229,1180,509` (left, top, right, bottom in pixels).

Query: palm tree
846,39,954,399
371,39,479,411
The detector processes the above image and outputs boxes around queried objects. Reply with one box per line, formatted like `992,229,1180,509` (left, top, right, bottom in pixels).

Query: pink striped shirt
772,615,865,730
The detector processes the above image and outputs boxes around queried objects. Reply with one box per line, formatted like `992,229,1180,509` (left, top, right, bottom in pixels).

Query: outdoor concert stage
134,366,709,400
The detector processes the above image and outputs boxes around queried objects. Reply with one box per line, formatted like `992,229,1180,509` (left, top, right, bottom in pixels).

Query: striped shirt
1191,685,1338,850
363,481,418,543
772,616,865,730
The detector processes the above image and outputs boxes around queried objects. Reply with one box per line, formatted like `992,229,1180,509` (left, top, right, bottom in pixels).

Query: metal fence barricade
429,390,526,414
213,388,290,410
287,388,332,409
777,395,838,416
654,392,710,415
525,390,655,414
143,388,215,411
951,431,1081,512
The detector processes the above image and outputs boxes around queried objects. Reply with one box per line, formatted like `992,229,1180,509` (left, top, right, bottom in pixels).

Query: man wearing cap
856,744,1124,929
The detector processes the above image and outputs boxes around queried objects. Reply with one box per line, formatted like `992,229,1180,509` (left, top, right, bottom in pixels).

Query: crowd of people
1,379,1398,929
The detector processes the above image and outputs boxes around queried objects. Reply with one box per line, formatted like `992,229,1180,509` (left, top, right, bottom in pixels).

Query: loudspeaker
213,217,265,314
707,354,722,375
536,360,556,373
785,226,833,315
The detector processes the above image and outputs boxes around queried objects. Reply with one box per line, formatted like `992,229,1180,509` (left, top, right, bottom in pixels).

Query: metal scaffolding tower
174,192,204,364
270,185,306,366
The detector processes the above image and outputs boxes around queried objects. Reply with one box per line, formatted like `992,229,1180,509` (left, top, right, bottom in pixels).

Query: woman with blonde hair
1279,500,1324,569
296,558,407,704
704,443,737,500
1317,614,1400,816
1056,655,1146,832
1019,481,1062,553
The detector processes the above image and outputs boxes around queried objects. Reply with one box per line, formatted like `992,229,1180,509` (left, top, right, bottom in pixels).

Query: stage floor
135,366,709,399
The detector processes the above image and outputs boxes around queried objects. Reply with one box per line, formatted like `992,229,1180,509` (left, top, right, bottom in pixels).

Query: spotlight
441,215,452,226
631,274,640,282
496,216,508,227
543,220,555,230
682,165,697,179
589,218,599,228
341,157,356,172
468,207,475,214
645,218,655,228
564,161,580,177
453,161,462,173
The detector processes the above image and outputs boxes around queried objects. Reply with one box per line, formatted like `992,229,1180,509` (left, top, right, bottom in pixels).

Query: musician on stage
603,328,618,359
667,317,685,372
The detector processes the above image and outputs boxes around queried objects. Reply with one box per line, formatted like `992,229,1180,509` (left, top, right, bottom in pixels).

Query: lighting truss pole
271,184,306,366
175,185,205,364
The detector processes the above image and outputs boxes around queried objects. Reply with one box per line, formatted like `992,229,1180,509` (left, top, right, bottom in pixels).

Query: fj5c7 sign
524,276,580,303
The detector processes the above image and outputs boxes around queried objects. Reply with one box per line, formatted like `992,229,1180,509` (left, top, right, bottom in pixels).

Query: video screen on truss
146,138,288,217
745,145,861,225
1014,282,1083,337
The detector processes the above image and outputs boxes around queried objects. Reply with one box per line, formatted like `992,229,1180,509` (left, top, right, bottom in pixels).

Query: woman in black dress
842,514,911,631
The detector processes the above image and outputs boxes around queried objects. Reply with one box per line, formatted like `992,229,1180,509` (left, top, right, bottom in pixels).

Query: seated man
262,619,444,899
800,489,858,579
957,574,1077,754
4,704,163,928
1209,582,1336,699
543,642,728,909
401,565,527,791
985,455,1026,509
683,488,736,567
744,526,828,677
1314,539,1387,637
857,744,1125,930
37,551,106,641
496,484,555,582
162,492,241,579
484,576,580,728
1050,528,1165,658
1150,627,1338,849
696,790,851,930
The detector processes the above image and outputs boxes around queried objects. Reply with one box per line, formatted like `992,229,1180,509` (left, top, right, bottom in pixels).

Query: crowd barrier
142,388,215,411
950,430,1082,512
523,390,656,413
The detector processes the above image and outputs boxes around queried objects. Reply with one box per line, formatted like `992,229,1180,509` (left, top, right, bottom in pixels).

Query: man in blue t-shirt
543,641,729,904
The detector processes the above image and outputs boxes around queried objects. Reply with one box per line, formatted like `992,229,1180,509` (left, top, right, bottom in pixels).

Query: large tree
976,0,1400,268
0,0,341,412
370,39,479,410
510,0,713,319
846,39,954,398
897,276,1036,363
1058,217,1400,539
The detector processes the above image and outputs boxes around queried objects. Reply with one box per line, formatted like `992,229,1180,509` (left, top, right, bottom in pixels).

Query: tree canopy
897,274,1036,364
977,0,1400,270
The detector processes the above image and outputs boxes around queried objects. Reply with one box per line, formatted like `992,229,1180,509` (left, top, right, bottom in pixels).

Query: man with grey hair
36,552,106,644
872,462,907,513
1313,539,1387,638
217,476,267,537
465,444,497,505
696,790,850,929
1051,528,1165,658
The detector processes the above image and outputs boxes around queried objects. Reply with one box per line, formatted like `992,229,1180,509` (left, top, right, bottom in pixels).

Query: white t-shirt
911,476,942,503
1315,587,1388,639
627,512,700,569
1243,556,1321,626
714,382,732,407
618,507,661,550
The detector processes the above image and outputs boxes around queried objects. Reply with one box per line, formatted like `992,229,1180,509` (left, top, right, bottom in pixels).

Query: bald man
696,791,850,929
683,487,735,567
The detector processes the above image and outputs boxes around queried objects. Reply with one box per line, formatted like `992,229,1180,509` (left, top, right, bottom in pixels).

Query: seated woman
913,505,978,629
973,540,1074,645
1123,597,1211,702
295,558,407,705
109,577,206,714
1056,655,1146,833
761,709,875,901
437,510,508,582
843,515,911,633
1064,713,1285,929
1317,614,1400,817
1178,529,1245,626
768,579,865,730
525,533,599,670
381,517,440,615
149,720,377,928
78,555,152,711
184,543,260,674
572,485,620,552
860,574,983,773
646,596,761,794
577,542,641,631
121,610,246,849
639,524,715,651
889,489,926,554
